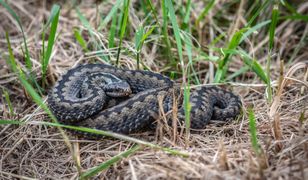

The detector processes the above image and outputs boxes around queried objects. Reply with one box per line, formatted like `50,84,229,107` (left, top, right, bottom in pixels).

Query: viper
48,64,241,136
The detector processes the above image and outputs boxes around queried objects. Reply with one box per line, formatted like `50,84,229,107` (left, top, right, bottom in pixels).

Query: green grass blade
196,0,215,26
135,26,144,69
183,0,192,25
246,0,271,27
182,0,192,58
248,108,261,155
228,28,249,50
299,110,306,124
161,0,174,63
108,10,118,49
182,0,194,137
135,26,144,51
44,122,188,157
5,31,45,96
0,120,22,125
269,3,279,50
75,7,96,45
145,0,159,23
165,0,193,137
73,28,89,52
80,145,140,179
212,48,269,84
246,0,261,26
75,7,108,61
236,49,269,84
214,28,248,82
98,0,123,31
165,0,183,66
266,2,279,102
265,54,273,102
42,4,60,84
0,1,22,33
135,25,157,69
5,32,18,72
243,55,269,84
116,0,130,66
6,32,55,120
280,0,299,15
280,14,308,21
209,33,225,47
183,85,191,139
116,9,124,37
0,0,32,71
43,4,61,31
226,66,250,81
240,20,271,43
2,89,15,117
0,119,189,157
1,3,43,95
20,69,56,119
5,33,83,174
140,26,157,44
75,7,93,32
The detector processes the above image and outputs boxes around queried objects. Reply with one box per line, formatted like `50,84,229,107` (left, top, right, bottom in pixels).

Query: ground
0,0,307,179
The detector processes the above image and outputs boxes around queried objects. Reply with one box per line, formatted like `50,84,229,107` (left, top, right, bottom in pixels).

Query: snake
47,64,242,137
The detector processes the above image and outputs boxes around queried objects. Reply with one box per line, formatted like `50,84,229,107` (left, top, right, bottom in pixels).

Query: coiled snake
48,64,241,136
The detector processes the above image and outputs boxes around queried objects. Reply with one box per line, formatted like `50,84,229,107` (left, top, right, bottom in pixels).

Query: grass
73,28,89,52
134,24,157,69
195,0,215,27
164,0,193,142
80,144,141,179
266,1,279,103
41,4,60,87
116,0,130,66
2,89,14,117
0,0,307,179
0,0,31,70
248,108,261,155
2,3,189,177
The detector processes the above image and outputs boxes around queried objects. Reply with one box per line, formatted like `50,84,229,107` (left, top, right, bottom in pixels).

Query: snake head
89,72,132,97
104,81,132,97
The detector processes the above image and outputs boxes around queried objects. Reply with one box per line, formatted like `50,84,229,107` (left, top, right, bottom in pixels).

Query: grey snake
48,64,242,137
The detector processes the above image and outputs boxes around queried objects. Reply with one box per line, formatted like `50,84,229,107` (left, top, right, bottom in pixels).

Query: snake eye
76,91,83,98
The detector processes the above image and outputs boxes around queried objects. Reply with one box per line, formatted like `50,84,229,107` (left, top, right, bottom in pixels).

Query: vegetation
0,0,307,179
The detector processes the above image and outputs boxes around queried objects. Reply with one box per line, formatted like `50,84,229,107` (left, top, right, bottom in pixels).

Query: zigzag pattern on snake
48,64,242,136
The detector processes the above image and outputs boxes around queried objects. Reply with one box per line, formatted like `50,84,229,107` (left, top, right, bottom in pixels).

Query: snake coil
48,64,241,136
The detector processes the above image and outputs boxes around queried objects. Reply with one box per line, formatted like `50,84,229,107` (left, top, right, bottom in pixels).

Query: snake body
48,64,241,136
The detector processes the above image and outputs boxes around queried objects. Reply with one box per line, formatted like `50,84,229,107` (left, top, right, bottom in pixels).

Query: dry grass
0,0,307,179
